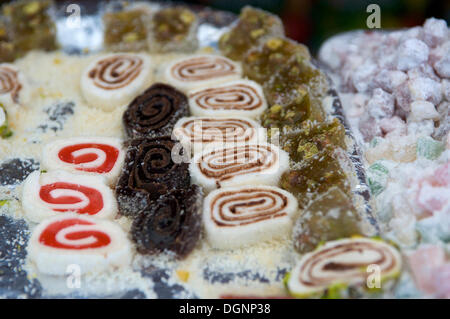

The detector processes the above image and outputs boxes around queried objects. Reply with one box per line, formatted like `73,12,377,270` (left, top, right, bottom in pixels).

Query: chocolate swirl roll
164,54,242,91
123,83,188,139
88,55,143,90
190,143,289,192
0,65,21,103
131,185,203,258
188,80,267,118
203,185,298,249
287,238,402,298
173,117,265,153
116,136,190,217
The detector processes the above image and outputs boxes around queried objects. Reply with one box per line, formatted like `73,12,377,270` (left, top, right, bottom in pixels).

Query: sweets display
0,1,448,300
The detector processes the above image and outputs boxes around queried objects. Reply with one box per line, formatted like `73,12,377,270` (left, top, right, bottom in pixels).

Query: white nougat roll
203,185,298,249
173,116,266,154
81,53,152,111
190,143,289,192
22,170,117,223
287,237,402,298
163,54,242,91
28,214,132,275
42,137,125,185
188,79,268,118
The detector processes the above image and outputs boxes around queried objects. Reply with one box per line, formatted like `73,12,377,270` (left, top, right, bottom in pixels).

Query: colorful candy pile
319,18,450,298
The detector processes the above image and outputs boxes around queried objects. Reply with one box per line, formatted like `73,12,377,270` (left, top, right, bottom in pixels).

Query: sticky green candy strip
0,105,13,139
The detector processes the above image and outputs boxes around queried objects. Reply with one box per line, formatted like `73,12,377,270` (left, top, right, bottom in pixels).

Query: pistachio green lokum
219,6,284,61
148,7,198,53
243,36,310,84
2,0,57,57
103,9,150,51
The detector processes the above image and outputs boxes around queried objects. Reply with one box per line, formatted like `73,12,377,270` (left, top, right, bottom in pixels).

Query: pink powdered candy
408,245,448,296
415,163,450,214
320,18,449,142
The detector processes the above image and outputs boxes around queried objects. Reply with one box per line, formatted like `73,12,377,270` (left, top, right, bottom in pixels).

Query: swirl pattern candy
131,185,203,257
123,83,188,139
164,54,242,91
38,217,111,249
116,136,190,217
0,64,22,104
190,143,289,192
39,182,104,215
173,117,265,154
188,80,267,118
22,170,117,222
42,137,125,184
88,55,143,90
28,214,132,275
81,53,152,111
204,185,298,249
286,238,402,298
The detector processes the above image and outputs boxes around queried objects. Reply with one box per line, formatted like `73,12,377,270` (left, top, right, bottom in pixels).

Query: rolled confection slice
188,79,267,118
115,136,190,217
0,63,29,111
163,54,242,91
203,185,298,249
173,116,266,154
22,170,117,223
123,83,188,139
28,214,132,275
190,143,289,192
131,185,203,258
81,53,152,111
286,237,402,298
42,137,125,185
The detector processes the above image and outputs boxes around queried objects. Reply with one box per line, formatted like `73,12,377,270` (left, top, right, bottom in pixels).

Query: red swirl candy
39,182,104,215
58,143,119,174
39,218,111,249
